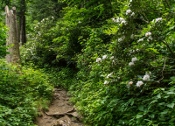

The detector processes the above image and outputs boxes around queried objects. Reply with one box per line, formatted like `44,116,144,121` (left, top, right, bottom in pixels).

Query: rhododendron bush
70,0,175,125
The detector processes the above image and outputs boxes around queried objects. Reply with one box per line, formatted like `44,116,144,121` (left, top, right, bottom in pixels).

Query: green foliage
0,21,7,57
20,17,57,67
21,0,115,68
20,0,175,125
69,0,175,126
0,59,53,126
44,67,76,90
27,0,66,21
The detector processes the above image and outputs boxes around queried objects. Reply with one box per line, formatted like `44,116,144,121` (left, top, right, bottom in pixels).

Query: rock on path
36,88,83,126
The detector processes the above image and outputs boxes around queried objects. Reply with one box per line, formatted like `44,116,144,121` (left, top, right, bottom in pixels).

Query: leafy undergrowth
69,81,175,126
44,67,77,90
0,59,53,126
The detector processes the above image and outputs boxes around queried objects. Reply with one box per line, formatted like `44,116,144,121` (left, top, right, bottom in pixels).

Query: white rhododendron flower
131,12,135,16
106,72,113,78
110,56,114,60
118,38,123,42
102,55,107,60
104,80,109,85
126,9,132,15
121,20,127,25
129,62,134,66
112,17,127,25
155,17,162,22
153,17,162,23
128,81,133,85
117,17,125,23
96,58,102,63
112,18,116,22
131,57,138,62
138,38,144,42
136,81,144,87
145,32,152,37
143,74,150,81
112,17,125,24
118,36,125,42
126,9,135,17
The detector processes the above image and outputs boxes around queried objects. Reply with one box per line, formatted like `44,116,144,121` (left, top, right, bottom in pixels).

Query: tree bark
19,0,26,45
5,5,21,64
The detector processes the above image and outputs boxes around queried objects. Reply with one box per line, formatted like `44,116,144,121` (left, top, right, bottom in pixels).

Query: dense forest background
1,0,175,125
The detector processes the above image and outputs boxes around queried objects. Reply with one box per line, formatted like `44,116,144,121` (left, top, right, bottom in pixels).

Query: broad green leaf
146,48,159,54
136,114,143,118
167,103,175,108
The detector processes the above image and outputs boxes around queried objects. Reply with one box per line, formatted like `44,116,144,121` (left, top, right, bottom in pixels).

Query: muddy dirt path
36,88,83,126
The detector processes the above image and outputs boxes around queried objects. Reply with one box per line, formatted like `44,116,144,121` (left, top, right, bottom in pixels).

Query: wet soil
36,88,83,126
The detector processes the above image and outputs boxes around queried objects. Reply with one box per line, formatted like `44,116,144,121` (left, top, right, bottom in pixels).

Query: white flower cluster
145,32,153,41
142,72,150,81
95,55,108,63
132,57,138,62
112,17,127,25
143,74,150,81
129,62,134,66
128,57,138,66
126,9,132,15
96,55,115,63
137,32,153,43
118,36,125,42
104,72,114,85
110,56,114,60
41,18,49,23
102,55,107,60
126,9,135,17
153,17,162,23
129,49,139,54
96,58,102,63
104,80,109,85
137,38,144,42
134,72,151,87
106,72,113,79
95,55,115,85
128,81,133,85
145,32,152,37
136,81,144,87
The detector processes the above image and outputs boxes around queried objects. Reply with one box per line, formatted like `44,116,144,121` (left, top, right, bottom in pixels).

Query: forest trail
36,88,83,126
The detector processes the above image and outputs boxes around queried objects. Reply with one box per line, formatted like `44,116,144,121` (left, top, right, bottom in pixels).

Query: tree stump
5,5,20,64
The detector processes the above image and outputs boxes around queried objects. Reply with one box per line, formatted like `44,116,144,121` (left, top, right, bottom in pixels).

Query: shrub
0,59,53,126
0,21,7,57
69,0,175,126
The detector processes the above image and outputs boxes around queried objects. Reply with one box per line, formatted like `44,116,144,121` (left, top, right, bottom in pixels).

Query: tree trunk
19,0,26,45
5,5,21,64
20,14,26,44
